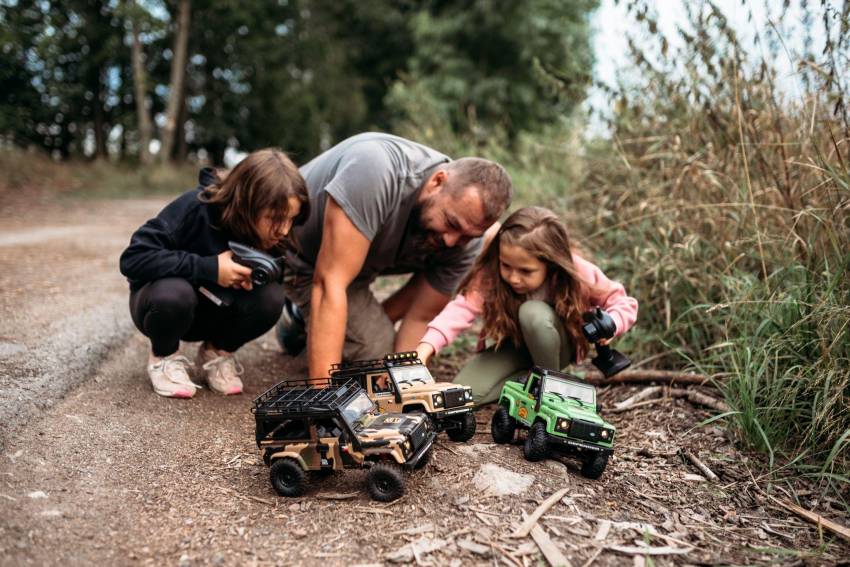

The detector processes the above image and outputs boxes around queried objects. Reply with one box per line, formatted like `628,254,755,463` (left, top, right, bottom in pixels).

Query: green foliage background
0,0,597,162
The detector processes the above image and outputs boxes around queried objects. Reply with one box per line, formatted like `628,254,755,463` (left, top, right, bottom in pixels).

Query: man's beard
408,199,448,254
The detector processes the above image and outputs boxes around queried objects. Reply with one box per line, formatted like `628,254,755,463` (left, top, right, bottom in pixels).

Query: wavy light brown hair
199,148,309,251
459,206,597,352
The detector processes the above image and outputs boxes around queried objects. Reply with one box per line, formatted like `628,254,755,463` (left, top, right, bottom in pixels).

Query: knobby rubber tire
581,452,610,480
491,406,517,444
366,462,405,502
523,421,549,462
447,412,477,442
270,458,307,497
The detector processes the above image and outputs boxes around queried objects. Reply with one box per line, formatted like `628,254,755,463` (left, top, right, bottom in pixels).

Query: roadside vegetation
443,2,848,486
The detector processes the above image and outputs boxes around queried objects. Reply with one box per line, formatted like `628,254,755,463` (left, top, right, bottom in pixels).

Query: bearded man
277,132,512,381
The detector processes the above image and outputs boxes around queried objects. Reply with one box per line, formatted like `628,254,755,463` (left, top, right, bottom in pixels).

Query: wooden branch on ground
680,450,719,481
668,388,730,412
612,386,664,412
611,385,729,413
522,511,573,567
513,488,570,537
771,496,850,543
584,370,710,386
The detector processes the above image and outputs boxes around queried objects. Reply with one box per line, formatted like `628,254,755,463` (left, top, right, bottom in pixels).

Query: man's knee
343,285,395,360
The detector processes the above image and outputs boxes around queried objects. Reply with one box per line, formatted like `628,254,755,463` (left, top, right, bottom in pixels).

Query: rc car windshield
340,391,375,426
389,364,435,385
543,377,596,405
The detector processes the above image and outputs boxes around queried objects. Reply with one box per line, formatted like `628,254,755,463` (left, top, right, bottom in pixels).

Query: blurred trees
0,0,597,164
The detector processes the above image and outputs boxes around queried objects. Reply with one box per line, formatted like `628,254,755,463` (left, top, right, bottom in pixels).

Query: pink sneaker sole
224,386,243,395
153,388,195,399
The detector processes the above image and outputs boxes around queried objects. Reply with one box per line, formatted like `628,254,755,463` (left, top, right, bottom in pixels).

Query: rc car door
368,371,396,412
517,374,541,425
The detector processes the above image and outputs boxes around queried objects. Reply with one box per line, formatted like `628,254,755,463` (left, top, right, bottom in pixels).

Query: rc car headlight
432,393,444,407
404,439,412,452
555,418,570,433
464,390,472,400
600,429,609,439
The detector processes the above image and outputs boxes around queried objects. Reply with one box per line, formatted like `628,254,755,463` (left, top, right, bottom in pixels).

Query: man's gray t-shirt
287,132,483,295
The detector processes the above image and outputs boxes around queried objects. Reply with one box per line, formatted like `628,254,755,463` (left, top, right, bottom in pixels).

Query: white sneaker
196,346,244,395
148,354,199,398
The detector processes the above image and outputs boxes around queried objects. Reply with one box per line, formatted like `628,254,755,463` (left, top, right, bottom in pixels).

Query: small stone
211,552,225,565
178,553,191,567
27,491,48,499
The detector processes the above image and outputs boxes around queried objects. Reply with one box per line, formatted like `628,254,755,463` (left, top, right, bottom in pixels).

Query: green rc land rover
253,379,436,501
329,351,477,442
491,366,615,479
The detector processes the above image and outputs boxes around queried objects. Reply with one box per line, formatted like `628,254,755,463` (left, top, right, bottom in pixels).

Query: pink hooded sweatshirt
420,253,638,362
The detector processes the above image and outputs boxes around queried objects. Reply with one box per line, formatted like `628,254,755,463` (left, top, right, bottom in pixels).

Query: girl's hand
598,338,610,346
416,342,435,365
217,250,254,290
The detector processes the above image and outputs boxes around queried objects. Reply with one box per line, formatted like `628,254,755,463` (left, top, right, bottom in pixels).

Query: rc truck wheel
270,458,307,497
366,462,405,502
523,421,549,462
581,452,609,480
491,406,517,444
447,412,477,442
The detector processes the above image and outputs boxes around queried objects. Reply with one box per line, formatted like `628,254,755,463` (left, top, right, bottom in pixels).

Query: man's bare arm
309,198,370,379
391,274,450,352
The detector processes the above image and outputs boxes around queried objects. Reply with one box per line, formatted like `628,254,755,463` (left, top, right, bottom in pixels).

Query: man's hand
308,197,370,378
217,250,253,290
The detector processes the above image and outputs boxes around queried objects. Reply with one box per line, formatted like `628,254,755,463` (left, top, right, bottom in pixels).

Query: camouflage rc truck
329,351,477,442
491,366,615,479
252,379,436,501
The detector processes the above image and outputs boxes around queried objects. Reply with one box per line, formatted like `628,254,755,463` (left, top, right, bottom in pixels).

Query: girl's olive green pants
451,300,574,405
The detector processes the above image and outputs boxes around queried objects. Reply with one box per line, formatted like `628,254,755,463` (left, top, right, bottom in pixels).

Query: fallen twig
611,385,728,413
585,369,709,386
612,386,664,412
523,511,572,567
771,496,850,543
513,488,570,537
316,491,359,500
668,388,729,412
218,486,275,507
680,450,719,481
606,544,693,556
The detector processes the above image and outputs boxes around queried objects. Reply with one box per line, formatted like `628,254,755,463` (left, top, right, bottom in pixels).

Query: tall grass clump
569,1,849,477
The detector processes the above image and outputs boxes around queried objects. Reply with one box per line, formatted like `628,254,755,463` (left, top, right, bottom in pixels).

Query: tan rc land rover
330,351,477,442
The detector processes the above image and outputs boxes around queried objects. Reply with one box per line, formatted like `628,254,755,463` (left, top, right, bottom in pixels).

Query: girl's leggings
451,300,575,405
129,277,285,357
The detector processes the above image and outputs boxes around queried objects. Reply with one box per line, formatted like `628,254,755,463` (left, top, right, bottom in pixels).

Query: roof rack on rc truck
491,366,615,479
252,378,436,501
329,351,477,442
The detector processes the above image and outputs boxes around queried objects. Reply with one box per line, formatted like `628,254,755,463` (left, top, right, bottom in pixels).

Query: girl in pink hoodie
416,206,638,404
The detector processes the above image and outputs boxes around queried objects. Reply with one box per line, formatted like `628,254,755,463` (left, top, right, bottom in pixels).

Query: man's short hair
444,158,513,222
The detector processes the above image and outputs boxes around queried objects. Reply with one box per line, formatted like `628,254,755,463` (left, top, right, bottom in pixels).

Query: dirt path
1,193,847,566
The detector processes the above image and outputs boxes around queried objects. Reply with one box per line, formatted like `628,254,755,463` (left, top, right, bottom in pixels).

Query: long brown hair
199,148,309,251
459,206,596,352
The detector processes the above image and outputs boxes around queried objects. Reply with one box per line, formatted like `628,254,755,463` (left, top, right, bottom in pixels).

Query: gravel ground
1,192,848,566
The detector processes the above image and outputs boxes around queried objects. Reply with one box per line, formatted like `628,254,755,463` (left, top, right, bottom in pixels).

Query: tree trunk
93,74,108,160
159,0,190,163
130,0,154,165
175,90,189,161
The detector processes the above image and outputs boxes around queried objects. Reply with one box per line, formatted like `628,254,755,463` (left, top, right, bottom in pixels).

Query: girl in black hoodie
120,149,309,398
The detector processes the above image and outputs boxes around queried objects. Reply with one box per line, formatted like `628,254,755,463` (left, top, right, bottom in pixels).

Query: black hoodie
119,168,229,291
